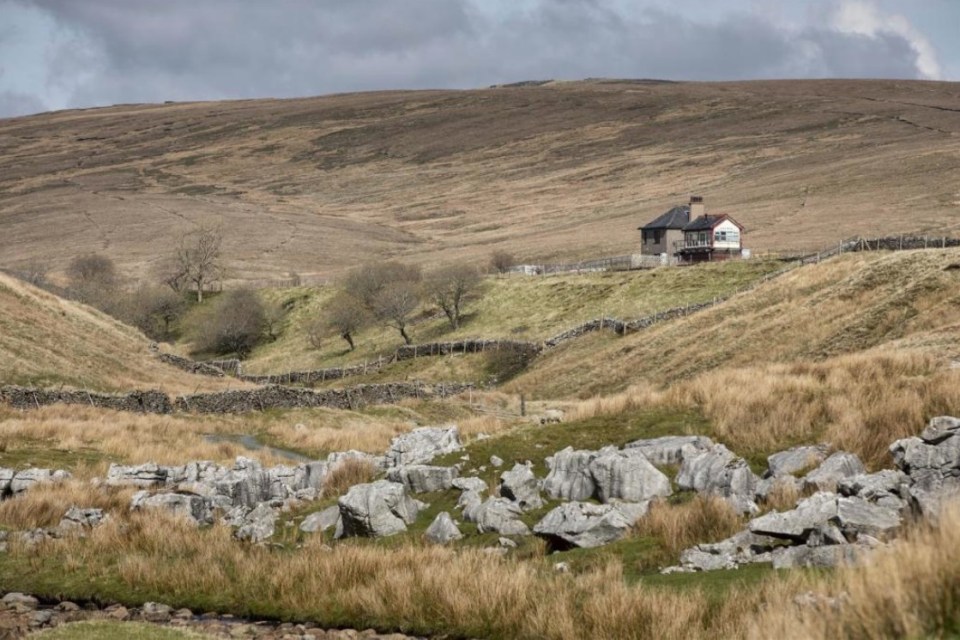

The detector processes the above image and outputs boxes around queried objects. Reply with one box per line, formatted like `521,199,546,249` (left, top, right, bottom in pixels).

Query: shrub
190,289,266,358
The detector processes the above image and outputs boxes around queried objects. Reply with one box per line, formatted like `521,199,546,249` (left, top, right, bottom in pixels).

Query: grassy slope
513,249,960,398
0,273,241,394
238,259,783,374
1,80,959,283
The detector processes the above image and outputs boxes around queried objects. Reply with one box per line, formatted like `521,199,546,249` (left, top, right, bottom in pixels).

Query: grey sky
0,0,957,117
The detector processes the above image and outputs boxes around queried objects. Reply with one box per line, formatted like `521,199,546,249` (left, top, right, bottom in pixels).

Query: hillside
0,272,242,393
1,79,959,283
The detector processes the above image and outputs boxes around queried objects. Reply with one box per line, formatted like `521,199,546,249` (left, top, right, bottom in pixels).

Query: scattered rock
625,435,714,466
534,501,648,549
766,445,829,478
9,468,71,495
235,503,278,543
803,452,866,491
383,426,462,468
2,593,39,611
131,491,214,525
542,447,596,501
589,448,672,503
385,465,459,493
677,444,759,512
451,477,487,493
338,481,421,538
58,507,108,533
469,498,530,536
424,512,462,544
300,505,341,534
141,601,173,623
490,455,504,468
499,463,544,510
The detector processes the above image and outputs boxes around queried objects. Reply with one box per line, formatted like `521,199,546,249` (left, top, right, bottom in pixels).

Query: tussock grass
750,504,960,639
0,480,135,529
321,458,378,497
4,510,782,639
632,496,745,569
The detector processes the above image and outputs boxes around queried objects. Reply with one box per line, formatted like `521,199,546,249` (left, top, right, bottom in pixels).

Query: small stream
202,433,314,464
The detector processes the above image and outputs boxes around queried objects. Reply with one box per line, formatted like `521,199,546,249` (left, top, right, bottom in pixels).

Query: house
637,197,701,256
639,196,744,263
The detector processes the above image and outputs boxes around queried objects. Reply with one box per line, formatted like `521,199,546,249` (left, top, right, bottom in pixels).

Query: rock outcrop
386,465,459,494
383,426,463,468
533,501,648,549
425,511,463,544
337,480,421,538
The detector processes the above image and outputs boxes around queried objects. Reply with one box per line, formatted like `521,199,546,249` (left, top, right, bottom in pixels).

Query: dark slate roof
683,214,743,232
638,205,690,230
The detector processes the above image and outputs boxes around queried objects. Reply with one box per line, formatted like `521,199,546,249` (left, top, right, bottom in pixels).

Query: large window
715,229,740,243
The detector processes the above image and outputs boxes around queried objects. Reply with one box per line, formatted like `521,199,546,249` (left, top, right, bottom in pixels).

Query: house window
643,230,662,244
715,230,740,243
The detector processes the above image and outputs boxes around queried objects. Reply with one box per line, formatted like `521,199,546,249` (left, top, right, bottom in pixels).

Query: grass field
1,79,959,284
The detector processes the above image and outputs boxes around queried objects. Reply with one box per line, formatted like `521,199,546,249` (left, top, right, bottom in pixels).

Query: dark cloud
1,0,941,115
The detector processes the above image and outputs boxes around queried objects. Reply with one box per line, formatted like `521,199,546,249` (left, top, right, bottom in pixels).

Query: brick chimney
689,195,705,219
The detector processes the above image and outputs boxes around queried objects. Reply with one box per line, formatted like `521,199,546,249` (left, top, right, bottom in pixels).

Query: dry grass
632,496,745,569
8,510,780,639
0,480,135,529
750,504,960,639
2,80,960,284
0,273,247,394
321,458,378,498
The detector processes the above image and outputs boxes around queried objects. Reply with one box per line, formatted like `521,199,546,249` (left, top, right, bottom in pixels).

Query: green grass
227,260,784,375
28,621,213,639
0,439,110,472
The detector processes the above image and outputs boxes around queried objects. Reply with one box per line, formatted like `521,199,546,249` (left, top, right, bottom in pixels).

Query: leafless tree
153,256,190,293
124,285,187,342
342,261,421,310
490,250,515,275
66,253,121,310
190,288,265,359
262,302,286,342
175,225,224,303
10,262,50,288
304,316,325,350
424,264,483,329
373,282,420,345
324,292,366,351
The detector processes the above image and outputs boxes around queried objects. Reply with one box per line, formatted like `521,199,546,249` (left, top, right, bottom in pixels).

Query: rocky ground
0,593,422,639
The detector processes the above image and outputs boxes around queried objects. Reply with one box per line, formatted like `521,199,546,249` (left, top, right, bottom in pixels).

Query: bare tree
342,261,421,310
262,302,286,342
424,264,483,329
153,256,190,293
490,250,515,275
304,316,325,350
66,253,121,310
324,292,366,351
124,285,187,341
373,282,420,345
10,262,50,289
190,289,265,359
176,225,224,303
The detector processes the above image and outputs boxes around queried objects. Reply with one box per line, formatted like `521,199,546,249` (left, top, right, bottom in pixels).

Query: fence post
520,393,526,417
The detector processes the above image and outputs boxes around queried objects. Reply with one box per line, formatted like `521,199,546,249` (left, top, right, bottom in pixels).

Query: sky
0,0,958,118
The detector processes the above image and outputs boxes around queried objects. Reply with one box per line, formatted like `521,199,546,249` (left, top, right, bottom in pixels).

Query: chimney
689,195,705,219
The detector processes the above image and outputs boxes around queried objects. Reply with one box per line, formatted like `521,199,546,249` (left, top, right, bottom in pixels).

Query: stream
202,433,314,464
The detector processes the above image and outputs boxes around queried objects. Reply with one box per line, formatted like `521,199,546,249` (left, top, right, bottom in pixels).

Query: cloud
0,90,46,117
0,0,946,116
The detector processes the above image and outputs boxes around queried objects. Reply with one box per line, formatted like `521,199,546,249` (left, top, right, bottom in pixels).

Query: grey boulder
386,465,459,494
542,447,597,501
234,503,278,543
10,468,71,495
452,477,488,493
58,507,108,532
383,426,462,468
589,448,672,503
470,498,530,536
130,491,214,525
300,505,341,534
499,463,544,510
425,511,463,544
625,435,713,466
338,480,421,538
766,445,828,478
677,444,759,512
802,452,866,491
533,501,648,549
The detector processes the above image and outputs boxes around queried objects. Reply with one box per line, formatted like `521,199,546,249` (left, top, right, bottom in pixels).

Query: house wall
641,228,683,256
712,220,742,250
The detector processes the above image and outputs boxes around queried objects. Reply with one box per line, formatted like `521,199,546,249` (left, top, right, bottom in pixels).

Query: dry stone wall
0,386,173,414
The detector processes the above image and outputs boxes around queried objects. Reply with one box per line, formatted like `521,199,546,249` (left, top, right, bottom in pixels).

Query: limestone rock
470,498,530,536
677,444,759,512
130,491,214,525
533,501,648,549
589,448,671,503
106,462,169,487
58,507,107,532
625,435,714,466
490,455,504,468
10,468,71,494
300,505,341,534
748,492,839,541
425,511,463,544
0,468,14,496
383,426,462,468
2,593,38,611
772,544,862,569
802,452,866,491
386,465,459,494
499,463,544,510
835,496,900,540
338,480,421,538
766,445,829,478
234,503,278,543
920,415,960,444
542,447,597,501
452,477,487,493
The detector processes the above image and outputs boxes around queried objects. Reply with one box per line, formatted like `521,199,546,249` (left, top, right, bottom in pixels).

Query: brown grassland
1,79,960,282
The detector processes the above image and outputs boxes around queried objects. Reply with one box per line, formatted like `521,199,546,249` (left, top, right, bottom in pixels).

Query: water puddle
202,433,313,464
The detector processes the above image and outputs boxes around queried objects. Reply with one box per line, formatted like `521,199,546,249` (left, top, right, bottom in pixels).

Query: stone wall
157,353,226,377
0,386,173,414
174,382,474,414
